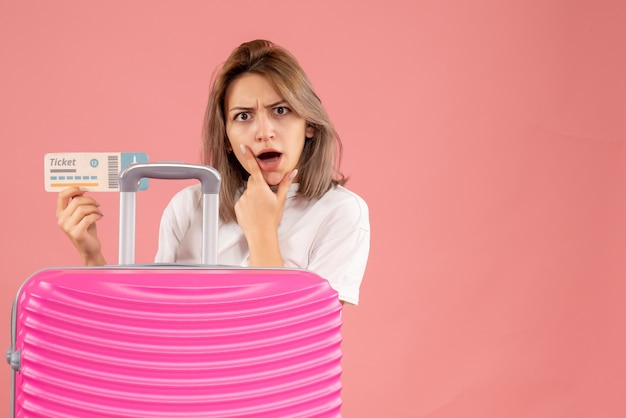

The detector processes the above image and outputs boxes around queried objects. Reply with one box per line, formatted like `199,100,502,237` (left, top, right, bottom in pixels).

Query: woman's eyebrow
264,100,287,108
228,105,253,114
228,99,286,114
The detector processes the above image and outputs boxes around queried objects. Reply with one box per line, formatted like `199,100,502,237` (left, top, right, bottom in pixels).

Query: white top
155,183,370,305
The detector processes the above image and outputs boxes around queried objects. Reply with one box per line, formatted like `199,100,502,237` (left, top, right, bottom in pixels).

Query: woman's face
224,73,314,186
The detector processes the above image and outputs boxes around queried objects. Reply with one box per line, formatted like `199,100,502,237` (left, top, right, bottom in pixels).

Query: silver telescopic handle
118,162,221,265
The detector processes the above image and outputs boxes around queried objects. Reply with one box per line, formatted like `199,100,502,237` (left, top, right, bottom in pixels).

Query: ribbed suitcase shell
9,266,342,417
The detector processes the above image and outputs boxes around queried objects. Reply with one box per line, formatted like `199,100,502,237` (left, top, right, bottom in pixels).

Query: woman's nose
256,113,275,141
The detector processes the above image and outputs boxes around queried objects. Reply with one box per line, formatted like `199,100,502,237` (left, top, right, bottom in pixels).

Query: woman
57,39,370,305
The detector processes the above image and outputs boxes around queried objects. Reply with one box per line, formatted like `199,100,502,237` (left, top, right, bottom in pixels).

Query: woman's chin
263,172,284,187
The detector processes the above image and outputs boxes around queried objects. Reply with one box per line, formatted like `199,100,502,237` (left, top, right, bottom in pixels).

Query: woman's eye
235,112,250,121
274,107,290,116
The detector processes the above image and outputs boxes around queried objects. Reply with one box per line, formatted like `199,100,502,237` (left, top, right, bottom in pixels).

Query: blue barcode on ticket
44,152,149,192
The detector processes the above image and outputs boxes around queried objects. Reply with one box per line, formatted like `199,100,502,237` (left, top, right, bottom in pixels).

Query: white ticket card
44,152,149,192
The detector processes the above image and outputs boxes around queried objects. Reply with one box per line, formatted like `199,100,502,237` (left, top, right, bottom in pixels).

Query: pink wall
2,1,625,416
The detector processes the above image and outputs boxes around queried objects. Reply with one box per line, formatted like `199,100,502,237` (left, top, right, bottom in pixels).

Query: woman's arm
306,192,370,305
234,145,297,267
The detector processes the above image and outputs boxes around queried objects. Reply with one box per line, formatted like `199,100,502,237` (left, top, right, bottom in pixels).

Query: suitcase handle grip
119,162,221,194
118,162,221,265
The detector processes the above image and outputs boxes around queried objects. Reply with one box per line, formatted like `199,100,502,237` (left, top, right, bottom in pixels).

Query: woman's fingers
63,201,102,227
70,212,101,236
56,187,84,217
56,188,103,241
275,169,297,205
238,144,264,181
58,195,100,222
55,187,106,265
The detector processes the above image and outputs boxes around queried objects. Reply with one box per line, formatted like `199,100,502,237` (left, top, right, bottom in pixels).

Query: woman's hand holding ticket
56,187,106,266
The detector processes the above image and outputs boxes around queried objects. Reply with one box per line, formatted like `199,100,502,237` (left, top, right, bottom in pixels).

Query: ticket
44,152,149,192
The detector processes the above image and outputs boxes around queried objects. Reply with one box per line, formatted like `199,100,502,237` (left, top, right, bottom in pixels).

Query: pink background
1,1,625,417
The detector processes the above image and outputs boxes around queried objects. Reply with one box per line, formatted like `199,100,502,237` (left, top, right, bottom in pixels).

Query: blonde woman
57,39,370,305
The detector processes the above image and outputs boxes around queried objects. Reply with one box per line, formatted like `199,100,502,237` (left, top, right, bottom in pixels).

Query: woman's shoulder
314,185,369,225
166,183,203,213
322,184,367,205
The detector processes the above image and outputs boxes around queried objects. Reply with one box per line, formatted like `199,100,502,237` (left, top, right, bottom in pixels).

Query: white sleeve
154,199,181,263
154,185,199,263
307,194,370,305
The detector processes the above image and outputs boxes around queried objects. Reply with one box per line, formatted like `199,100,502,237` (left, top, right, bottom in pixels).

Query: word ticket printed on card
44,152,149,192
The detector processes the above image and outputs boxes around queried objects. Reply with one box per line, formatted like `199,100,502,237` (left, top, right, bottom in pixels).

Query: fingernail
240,144,247,154
289,169,298,180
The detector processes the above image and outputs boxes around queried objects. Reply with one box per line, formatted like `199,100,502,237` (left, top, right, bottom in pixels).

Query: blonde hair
202,39,347,222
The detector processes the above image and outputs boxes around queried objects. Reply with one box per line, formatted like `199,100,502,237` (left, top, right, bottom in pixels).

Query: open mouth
256,151,282,164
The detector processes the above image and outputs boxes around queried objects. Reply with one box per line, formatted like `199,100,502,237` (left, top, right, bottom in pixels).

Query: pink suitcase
7,163,343,417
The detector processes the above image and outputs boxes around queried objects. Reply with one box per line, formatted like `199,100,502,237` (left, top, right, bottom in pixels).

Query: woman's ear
226,139,233,152
305,125,315,139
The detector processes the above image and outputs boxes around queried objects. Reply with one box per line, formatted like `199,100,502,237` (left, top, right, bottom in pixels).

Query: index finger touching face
238,144,263,179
